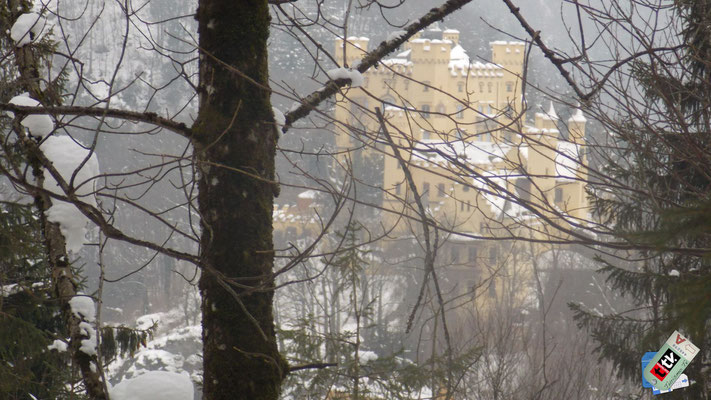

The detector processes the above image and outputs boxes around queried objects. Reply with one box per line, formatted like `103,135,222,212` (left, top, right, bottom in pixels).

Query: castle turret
567,107,587,144
534,102,559,132
334,36,370,67
443,29,460,45
490,41,525,115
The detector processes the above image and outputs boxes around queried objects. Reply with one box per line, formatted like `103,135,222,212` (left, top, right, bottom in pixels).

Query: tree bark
193,1,286,399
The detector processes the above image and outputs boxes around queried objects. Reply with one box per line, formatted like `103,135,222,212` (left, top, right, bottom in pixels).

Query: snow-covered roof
535,101,559,121
450,44,468,62
273,204,318,224
395,49,411,59
569,107,587,123
297,190,316,199
490,40,525,46
411,38,452,44
555,141,581,179
409,140,512,171
443,29,460,34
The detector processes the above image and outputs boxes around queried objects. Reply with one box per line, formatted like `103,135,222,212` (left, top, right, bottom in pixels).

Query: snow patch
669,269,680,277
272,107,285,127
10,12,46,47
47,339,68,352
555,142,580,179
40,135,100,253
326,67,364,87
358,350,378,363
110,371,194,400
8,94,54,138
69,294,96,322
78,321,97,356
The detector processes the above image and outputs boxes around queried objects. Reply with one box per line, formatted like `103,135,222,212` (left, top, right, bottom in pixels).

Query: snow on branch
282,0,474,133
0,103,192,138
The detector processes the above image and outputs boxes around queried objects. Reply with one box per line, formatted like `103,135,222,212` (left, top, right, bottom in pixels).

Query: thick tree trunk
194,1,285,399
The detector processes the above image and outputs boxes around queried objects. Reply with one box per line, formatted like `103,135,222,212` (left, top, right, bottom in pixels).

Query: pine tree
0,202,76,399
571,1,711,397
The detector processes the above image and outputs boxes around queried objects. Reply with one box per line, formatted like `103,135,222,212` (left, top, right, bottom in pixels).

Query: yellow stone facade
333,28,588,239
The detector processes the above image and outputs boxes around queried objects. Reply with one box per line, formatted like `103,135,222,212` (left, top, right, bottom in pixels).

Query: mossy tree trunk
193,1,286,399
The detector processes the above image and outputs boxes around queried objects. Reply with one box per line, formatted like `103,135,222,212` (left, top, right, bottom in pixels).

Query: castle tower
490,41,525,115
443,29,460,45
567,107,587,144
334,37,370,67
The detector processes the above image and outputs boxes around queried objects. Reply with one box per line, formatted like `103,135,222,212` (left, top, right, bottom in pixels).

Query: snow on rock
326,67,364,87
669,269,680,277
40,135,100,253
10,12,46,47
47,339,68,352
69,294,96,322
109,371,194,400
8,94,54,138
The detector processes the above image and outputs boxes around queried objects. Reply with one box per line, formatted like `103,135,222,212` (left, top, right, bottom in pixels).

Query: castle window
457,82,465,92
487,82,493,93
462,184,470,192
555,187,563,203
468,247,478,263
488,279,496,298
423,81,430,92
422,130,431,140
489,247,498,265
395,183,401,195
506,81,513,92
456,104,464,119
436,103,446,114
421,104,430,118
479,82,485,92
451,247,459,263
437,183,445,197
422,182,430,206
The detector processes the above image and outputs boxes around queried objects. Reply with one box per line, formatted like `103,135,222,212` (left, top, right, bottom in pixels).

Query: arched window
380,95,396,111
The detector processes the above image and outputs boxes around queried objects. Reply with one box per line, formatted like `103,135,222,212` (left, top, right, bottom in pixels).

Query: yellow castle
327,27,589,307
332,28,587,236
273,27,589,313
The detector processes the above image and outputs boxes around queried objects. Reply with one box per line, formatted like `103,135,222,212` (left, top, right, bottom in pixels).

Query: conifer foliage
571,1,711,397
